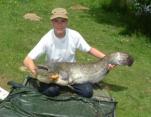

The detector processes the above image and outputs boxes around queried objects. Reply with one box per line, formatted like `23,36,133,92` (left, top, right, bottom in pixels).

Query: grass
0,0,151,116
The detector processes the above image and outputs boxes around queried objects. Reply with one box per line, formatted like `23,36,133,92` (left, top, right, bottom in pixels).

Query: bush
133,0,151,15
132,0,151,35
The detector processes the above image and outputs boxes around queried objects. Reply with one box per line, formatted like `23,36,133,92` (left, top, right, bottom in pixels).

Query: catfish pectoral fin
48,73,59,81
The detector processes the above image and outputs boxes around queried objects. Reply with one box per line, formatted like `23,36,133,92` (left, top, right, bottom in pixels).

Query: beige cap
50,8,68,20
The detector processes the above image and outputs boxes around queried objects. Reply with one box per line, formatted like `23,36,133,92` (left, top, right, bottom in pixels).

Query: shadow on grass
88,6,151,40
94,81,128,92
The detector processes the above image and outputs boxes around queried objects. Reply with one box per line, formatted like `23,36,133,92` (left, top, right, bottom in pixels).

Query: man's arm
89,47,106,58
23,56,37,77
89,47,115,69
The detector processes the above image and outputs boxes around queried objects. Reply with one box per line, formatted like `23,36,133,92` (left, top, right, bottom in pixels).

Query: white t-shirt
28,28,91,64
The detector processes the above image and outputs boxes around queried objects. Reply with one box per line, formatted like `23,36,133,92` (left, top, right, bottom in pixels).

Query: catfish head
107,52,134,66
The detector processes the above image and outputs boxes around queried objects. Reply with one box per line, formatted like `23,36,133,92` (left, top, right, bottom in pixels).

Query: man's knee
81,84,93,98
72,83,93,98
41,85,60,97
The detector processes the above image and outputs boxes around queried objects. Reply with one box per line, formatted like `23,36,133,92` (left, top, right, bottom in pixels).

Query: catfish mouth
127,56,134,66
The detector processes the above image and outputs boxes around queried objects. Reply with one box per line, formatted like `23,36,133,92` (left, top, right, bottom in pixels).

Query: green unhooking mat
0,80,116,117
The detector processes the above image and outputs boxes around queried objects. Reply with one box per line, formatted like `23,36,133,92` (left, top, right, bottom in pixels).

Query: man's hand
23,56,38,78
108,64,116,70
30,68,37,78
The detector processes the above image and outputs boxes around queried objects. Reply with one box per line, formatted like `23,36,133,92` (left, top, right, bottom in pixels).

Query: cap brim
50,14,68,20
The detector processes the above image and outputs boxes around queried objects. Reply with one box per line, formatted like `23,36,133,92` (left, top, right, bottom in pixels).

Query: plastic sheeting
0,79,116,117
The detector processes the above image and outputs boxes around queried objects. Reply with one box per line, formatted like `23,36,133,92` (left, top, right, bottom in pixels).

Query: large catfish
36,52,134,86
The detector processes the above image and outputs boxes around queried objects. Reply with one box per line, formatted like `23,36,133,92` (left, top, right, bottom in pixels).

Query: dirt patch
145,88,151,94
0,76,10,91
23,13,42,21
70,4,89,11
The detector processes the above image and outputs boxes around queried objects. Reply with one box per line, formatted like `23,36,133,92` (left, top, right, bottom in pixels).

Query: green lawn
0,0,151,116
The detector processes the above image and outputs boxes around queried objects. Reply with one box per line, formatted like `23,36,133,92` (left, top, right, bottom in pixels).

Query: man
23,8,113,98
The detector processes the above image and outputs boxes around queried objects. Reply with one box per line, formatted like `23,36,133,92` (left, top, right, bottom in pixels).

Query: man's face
51,18,68,36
